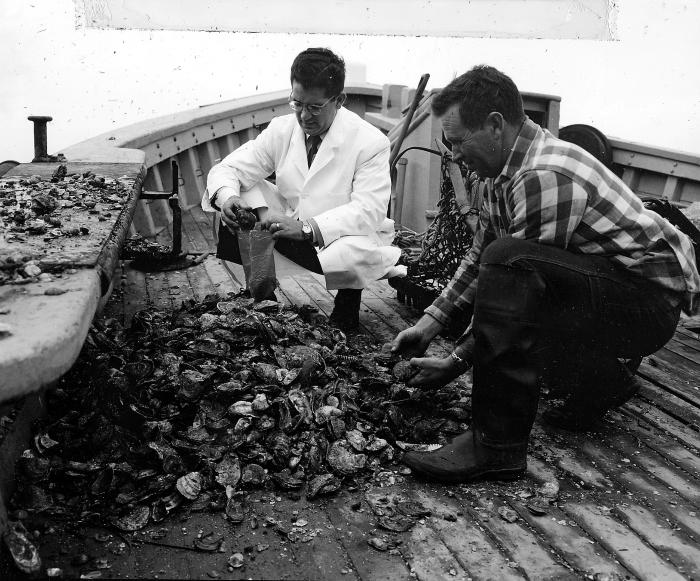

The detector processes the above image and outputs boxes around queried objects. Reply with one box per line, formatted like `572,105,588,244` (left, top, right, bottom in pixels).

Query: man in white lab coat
202,48,405,330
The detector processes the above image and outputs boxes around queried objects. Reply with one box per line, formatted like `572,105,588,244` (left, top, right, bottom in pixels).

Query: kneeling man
203,47,405,330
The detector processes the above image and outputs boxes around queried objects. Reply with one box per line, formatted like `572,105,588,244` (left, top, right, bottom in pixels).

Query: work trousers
471,238,681,448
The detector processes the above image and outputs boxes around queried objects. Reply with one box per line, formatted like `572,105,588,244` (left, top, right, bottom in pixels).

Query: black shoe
329,289,362,332
402,431,526,484
543,371,641,432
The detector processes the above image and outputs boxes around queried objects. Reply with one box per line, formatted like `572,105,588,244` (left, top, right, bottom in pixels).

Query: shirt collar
305,131,327,143
494,116,539,186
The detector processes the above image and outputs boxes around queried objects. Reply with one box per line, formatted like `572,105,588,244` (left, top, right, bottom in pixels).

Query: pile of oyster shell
11,293,471,533
0,166,131,285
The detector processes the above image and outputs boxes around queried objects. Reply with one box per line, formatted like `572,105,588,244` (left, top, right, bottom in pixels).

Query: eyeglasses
288,94,337,116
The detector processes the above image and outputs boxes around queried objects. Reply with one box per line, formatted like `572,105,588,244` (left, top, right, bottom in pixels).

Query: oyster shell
345,429,367,452
112,505,151,531
326,441,367,475
306,473,341,499
215,454,241,489
228,401,254,417
240,463,267,487
251,393,270,412
176,472,202,500
3,521,41,574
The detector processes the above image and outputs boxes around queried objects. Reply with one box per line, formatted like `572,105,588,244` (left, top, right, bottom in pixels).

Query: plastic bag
237,228,276,300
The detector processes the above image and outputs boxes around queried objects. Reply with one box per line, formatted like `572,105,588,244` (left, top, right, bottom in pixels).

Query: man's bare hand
407,355,470,389
391,315,444,358
220,196,256,231
260,215,304,241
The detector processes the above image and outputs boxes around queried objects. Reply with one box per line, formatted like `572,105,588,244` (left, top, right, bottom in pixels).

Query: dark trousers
217,222,323,274
471,238,681,447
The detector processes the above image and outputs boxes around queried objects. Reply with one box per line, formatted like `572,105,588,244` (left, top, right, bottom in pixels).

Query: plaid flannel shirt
425,118,700,329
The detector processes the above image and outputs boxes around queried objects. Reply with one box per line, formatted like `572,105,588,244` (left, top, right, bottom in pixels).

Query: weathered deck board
11,207,700,580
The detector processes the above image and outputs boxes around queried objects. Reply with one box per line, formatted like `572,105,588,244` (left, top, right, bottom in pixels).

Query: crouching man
202,47,406,331
392,65,699,483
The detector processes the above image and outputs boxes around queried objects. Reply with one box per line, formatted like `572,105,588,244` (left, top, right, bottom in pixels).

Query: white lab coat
203,107,406,289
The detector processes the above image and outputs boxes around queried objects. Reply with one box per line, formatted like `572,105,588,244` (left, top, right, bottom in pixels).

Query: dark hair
432,65,525,129
290,48,345,98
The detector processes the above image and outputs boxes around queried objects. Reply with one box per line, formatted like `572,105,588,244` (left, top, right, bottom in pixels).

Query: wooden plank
676,325,700,341
563,503,688,581
278,275,326,315
673,327,700,347
624,399,700,454
466,492,576,579
615,504,700,579
180,208,210,253
608,410,700,478
325,492,412,581
603,432,700,505
649,348,700,384
405,523,472,581
509,502,632,580
184,262,216,302
534,444,614,491
189,205,219,248
161,265,195,309
634,378,700,429
666,337,700,366
637,359,700,409
579,441,700,538
145,271,174,309
410,489,527,580
123,261,149,325
257,495,356,580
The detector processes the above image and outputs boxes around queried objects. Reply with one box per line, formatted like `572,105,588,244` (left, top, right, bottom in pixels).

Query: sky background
2,0,699,163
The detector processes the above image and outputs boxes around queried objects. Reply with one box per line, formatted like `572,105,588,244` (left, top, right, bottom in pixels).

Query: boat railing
60,84,384,239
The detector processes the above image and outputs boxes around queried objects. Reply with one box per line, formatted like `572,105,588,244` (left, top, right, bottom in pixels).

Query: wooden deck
7,205,700,581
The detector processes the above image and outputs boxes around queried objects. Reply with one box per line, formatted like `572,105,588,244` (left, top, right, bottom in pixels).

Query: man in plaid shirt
392,65,700,484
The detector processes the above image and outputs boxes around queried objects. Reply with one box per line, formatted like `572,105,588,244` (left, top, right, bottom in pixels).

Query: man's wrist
449,350,471,370
213,187,240,211
300,220,314,242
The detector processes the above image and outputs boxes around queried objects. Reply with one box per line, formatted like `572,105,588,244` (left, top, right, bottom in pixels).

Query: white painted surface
2,0,699,164
80,0,613,39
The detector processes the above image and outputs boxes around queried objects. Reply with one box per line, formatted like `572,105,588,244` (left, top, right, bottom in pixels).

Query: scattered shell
377,514,415,532
526,499,549,516
3,521,41,574
228,553,245,569
498,506,518,523
228,401,254,417
315,405,343,424
326,441,367,475
240,464,267,487
112,505,150,531
215,454,241,489
176,472,202,500
345,429,367,452
538,481,560,499
306,473,341,499
194,533,224,552
251,393,270,412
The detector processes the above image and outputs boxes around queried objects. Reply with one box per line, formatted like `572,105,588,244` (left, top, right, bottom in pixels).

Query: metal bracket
131,161,208,272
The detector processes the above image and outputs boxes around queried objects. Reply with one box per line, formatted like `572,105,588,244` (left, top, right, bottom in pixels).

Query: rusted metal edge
93,163,147,295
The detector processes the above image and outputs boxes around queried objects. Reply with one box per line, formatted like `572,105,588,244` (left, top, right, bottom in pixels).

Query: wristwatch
301,220,313,241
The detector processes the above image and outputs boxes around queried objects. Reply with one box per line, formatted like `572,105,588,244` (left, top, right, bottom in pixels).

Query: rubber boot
402,430,526,483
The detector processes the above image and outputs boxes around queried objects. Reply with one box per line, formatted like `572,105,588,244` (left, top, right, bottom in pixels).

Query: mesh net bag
391,153,484,322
